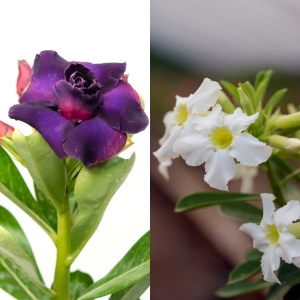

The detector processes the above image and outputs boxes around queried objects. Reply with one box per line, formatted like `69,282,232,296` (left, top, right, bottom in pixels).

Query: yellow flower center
209,126,233,149
174,104,188,126
266,224,280,247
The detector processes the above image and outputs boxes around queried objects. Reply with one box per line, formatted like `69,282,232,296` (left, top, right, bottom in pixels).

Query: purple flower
9,51,148,167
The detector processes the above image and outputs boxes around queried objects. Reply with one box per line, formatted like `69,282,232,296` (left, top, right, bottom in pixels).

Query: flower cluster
154,78,272,191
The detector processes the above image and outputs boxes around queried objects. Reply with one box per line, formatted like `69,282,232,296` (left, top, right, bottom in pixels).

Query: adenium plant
0,51,150,300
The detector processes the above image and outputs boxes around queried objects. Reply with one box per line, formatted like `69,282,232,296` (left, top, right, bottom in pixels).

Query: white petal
223,108,259,134
261,246,281,284
260,193,276,229
175,94,190,106
158,111,175,146
239,223,269,252
292,256,300,268
173,134,214,167
187,78,221,115
230,133,273,166
277,231,300,263
273,200,300,231
153,127,182,162
158,160,172,180
193,104,224,135
182,115,197,136
204,149,236,191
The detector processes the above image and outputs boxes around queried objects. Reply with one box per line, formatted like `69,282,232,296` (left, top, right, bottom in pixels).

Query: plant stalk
53,193,71,300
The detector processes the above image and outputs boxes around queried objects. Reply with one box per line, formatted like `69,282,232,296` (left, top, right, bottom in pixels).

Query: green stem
279,166,300,186
265,160,286,207
53,193,71,300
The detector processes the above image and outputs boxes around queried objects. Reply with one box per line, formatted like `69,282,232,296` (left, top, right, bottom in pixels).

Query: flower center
266,224,280,247
174,104,188,126
209,126,233,149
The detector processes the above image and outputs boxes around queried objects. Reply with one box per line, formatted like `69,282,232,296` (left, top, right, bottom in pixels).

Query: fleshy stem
265,160,286,207
53,191,71,300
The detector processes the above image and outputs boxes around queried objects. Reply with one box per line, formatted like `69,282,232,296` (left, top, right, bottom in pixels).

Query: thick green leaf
0,205,50,300
175,192,260,212
70,270,93,300
219,202,263,223
228,260,261,284
66,153,135,264
0,225,55,297
254,70,266,90
0,144,55,241
255,77,270,105
265,88,288,117
78,231,150,300
109,274,150,300
284,284,300,300
246,249,262,261
267,284,291,300
278,263,300,285
239,81,256,107
35,185,57,232
238,87,254,116
12,130,67,212
220,80,240,106
215,281,272,298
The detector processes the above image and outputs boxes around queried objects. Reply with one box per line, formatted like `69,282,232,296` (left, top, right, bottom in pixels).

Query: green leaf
239,81,256,107
255,77,270,105
175,192,260,212
228,260,261,284
238,87,254,116
266,284,291,300
35,185,57,232
265,88,288,117
215,281,272,298
245,249,262,261
109,274,150,300
78,231,150,300
219,202,263,223
284,284,300,300
278,263,300,285
0,205,50,300
12,130,67,213
220,80,240,106
254,70,266,90
0,144,56,242
217,90,235,114
70,270,93,300
0,225,55,297
66,153,136,265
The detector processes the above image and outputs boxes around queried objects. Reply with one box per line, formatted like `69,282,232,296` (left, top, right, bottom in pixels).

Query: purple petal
9,100,68,158
62,117,127,167
19,51,68,103
98,80,149,134
53,80,103,121
79,62,126,93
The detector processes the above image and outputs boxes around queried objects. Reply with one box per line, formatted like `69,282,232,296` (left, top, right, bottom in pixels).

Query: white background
0,1,150,299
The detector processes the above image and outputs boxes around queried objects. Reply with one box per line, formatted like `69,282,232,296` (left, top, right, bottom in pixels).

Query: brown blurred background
150,1,300,299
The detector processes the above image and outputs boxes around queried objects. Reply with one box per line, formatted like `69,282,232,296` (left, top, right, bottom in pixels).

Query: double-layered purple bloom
9,51,148,167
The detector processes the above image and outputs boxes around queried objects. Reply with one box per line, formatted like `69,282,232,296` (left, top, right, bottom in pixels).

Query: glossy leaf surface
245,248,262,261
278,263,300,285
70,270,93,300
0,145,54,240
0,225,55,297
175,192,260,212
228,260,261,284
67,153,135,264
78,231,150,300
109,274,150,300
13,130,66,212
216,281,272,298
219,202,263,223
0,205,50,300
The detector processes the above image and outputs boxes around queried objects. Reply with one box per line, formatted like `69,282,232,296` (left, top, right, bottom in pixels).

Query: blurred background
151,1,300,299
0,1,149,299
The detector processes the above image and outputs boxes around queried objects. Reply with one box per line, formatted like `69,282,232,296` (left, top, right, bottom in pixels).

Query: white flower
173,104,272,191
240,193,300,284
233,164,258,193
153,78,221,163
158,160,172,180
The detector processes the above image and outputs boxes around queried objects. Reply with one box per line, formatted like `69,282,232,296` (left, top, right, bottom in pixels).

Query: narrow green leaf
220,80,240,106
228,260,261,284
67,153,136,265
78,231,150,300
0,225,55,297
266,284,291,300
239,82,256,107
109,274,150,300
278,263,300,285
217,90,235,114
175,192,260,212
265,88,288,117
70,270,93,300
0,144,55,241
215,281,272,298
245,249,262,261
12,130,67,212
0,205,50,300
254,71,266,90
219,202,263,223
255,77,270,105
238,87,254,116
